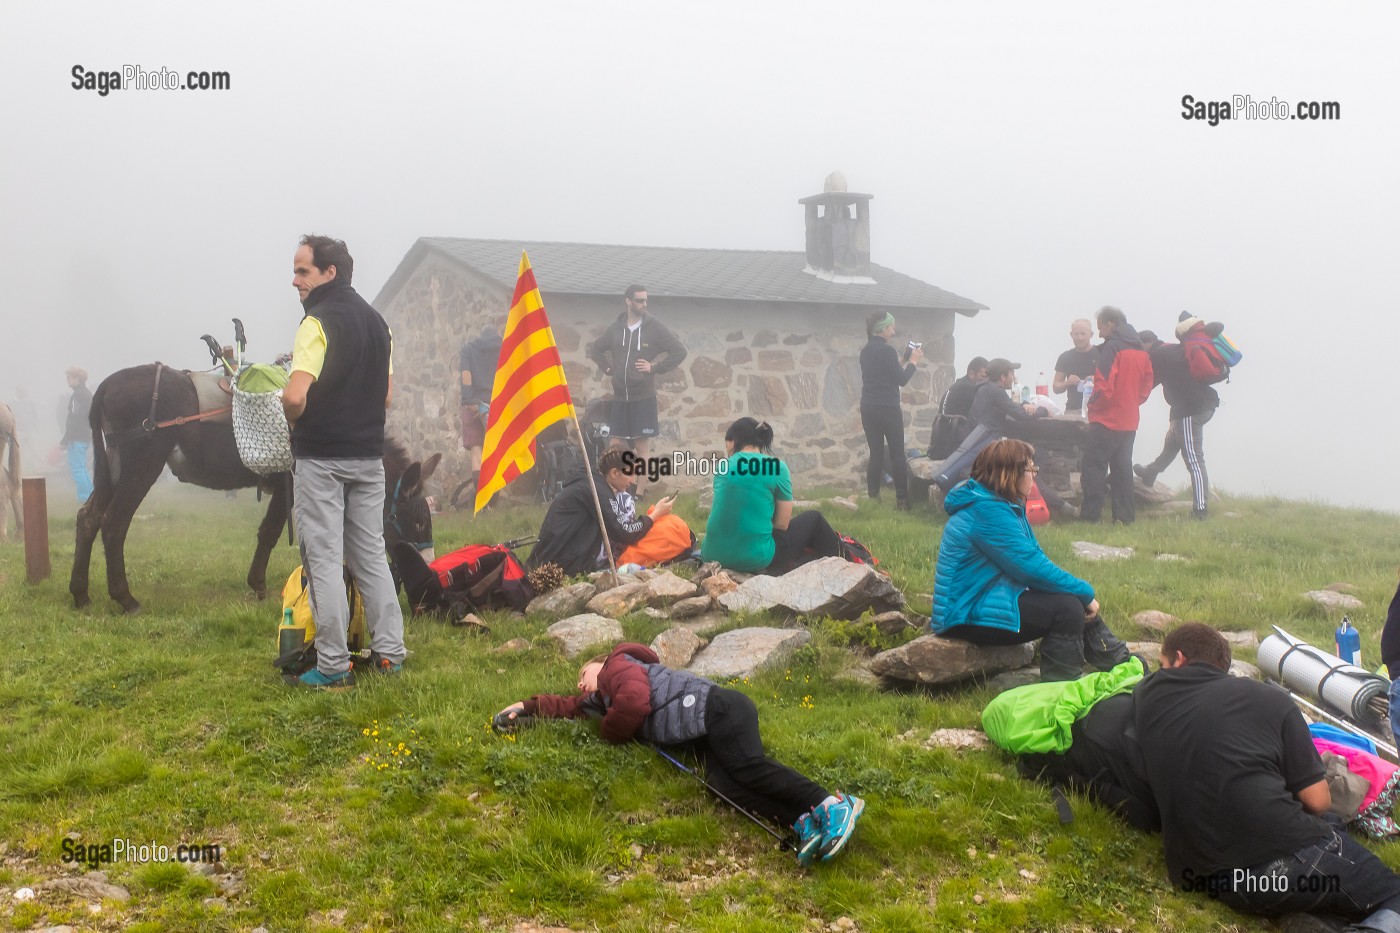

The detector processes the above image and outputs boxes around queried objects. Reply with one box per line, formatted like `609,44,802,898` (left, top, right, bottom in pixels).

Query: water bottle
1079,376,1093,417
278,607,300,658
1336,616,1361,666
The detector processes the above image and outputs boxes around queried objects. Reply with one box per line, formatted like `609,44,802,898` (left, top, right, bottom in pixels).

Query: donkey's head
384,448,441,563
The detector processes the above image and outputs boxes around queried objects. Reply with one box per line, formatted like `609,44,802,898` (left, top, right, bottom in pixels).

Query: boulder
686,627,812,679
717,557,904,620
493,637,531,654
37,871,131,902
1222,630,1260,650
1126,641,1162,662
669,595,715,619
671,612,730,636
1229,659,1262,680
1133,610,1179,635
651,627,707,669
917,728,992,751
835,663,880,688
546,614,624,658
645,571,699,604
1072,541,1134,561
869,611,919,637
1305,590,1364,611
586,582,652,617
700,573,739,599
694,561,724,583
589,568,654,593
870,635,1036,686
527,581,597,618
984,666,1042,693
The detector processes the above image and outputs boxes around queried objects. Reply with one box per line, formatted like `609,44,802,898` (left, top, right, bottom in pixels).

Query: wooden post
22,477,50,584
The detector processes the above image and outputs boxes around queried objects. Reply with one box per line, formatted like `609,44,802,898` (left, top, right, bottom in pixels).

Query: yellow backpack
274,565,367,674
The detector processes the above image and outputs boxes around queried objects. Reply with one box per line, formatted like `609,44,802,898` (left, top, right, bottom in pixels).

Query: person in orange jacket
1080,306,1153,524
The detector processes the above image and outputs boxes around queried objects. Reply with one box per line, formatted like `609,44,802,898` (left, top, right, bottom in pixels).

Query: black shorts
609,397,659,441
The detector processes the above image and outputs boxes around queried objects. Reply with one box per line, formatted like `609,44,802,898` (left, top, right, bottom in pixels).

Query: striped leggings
1144,406,1214,511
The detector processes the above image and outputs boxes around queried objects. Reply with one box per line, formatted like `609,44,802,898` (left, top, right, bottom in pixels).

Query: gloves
493,709,533,734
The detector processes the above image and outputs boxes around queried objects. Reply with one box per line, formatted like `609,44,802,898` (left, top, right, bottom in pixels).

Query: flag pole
569,410,619,588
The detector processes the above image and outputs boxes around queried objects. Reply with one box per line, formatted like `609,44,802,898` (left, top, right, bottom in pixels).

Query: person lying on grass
493,642,865,866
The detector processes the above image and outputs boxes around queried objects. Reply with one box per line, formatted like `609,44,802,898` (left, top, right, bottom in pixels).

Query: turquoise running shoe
792,811,823,867
816,794,865,862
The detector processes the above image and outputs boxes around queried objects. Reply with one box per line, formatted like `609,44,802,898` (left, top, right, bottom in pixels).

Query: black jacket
942,375,982,418
859,335,916,408
530,469,654,575
62,384,92,445
1148,343,1218,421
292,279,392,459
586,314,687,402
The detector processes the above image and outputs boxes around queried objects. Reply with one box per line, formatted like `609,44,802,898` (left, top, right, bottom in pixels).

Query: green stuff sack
274,565,367,674
981,656,1145,755
237,363,290,394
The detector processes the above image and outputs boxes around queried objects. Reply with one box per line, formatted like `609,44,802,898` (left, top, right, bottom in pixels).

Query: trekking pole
500,535,537,550
650,745,795,850
1275,684,1399,762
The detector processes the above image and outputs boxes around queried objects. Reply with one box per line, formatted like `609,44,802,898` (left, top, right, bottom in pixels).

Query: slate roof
374,237,986,316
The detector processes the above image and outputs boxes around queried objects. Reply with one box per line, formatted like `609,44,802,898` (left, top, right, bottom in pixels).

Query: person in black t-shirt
1136,623,1400,929
1053,319,1098,413
927,357,988,460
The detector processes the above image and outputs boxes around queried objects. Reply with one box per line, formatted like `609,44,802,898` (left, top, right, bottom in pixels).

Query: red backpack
393,541,534,617
1026,482,1050,526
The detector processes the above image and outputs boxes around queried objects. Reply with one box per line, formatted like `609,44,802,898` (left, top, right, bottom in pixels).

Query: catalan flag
474,252,576,513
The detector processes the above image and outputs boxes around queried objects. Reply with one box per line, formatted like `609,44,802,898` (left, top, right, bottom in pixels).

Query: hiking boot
816,794,865,861
1192,508,1208,520
286,667,355,690
894,498,911,512
366,651,403,674
1132,464,1158,487
792,811,823,867
1082,619,1131,672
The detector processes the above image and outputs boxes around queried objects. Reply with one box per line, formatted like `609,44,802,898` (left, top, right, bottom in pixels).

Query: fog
3,1,1396,510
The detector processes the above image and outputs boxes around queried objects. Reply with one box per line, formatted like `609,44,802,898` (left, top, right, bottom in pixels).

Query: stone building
373,185,987,496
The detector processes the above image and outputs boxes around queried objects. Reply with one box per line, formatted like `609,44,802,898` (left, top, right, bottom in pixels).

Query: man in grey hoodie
586,284,687,496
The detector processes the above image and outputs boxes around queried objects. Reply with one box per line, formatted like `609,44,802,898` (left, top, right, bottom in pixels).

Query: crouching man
1136,622,1400,931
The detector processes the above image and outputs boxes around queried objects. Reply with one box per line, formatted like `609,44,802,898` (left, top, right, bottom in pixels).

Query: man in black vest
282,234,405,688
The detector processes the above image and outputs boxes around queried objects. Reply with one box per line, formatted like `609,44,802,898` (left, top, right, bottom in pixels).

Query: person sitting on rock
493,641,866,866
932,438,1131,682
530,448,675,576
700,417,842,574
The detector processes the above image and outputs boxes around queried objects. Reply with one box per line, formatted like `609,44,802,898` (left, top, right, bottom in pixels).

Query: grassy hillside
1,481,1397,932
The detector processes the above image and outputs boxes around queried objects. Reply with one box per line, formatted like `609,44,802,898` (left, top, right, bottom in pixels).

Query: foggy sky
3,0,1397,509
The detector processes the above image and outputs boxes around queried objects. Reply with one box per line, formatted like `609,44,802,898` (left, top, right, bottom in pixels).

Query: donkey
70,363,439,613
0,402,21,541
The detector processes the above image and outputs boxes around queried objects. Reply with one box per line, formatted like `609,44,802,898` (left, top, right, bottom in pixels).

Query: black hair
1162,622,1232,672
865,311,889,335
299,234,354,285
724,417,774,453
1097,305,1126,327
597,448,629,475
624,284,647,300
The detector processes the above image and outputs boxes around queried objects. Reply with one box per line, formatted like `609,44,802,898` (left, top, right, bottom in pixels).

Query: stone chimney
799,171,874,281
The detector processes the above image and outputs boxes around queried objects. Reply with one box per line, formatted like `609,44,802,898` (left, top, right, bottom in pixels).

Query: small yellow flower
404,749,412,756
372,730,379,737
362,728,370,736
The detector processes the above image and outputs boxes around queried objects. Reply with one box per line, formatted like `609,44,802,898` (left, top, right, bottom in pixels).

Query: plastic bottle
1079,376,1093,417
1035,372,1049,396
1336,616,1361,667
277,607,300,659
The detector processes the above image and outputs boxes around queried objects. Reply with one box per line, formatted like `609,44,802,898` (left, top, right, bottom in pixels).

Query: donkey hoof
73,594,90,609
121,600,142,616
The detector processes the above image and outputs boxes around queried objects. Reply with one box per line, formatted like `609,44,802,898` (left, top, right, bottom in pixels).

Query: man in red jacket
1081,306,1153,524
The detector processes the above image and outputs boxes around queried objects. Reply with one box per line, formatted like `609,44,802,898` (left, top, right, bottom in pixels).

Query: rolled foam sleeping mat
1257,630,1388,726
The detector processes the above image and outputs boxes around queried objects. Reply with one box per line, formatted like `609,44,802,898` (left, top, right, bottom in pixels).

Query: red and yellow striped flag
474,252,576,513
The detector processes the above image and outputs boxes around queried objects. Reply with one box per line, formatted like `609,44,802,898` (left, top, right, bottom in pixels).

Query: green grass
1,481,1397,931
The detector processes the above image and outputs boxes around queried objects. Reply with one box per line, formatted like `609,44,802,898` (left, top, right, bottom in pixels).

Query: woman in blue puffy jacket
932,438,1130,681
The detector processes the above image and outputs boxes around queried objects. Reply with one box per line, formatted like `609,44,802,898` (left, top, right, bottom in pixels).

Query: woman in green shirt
700,418,842,573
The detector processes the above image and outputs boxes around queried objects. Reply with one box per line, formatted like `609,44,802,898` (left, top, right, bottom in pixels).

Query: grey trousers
293,457,406,674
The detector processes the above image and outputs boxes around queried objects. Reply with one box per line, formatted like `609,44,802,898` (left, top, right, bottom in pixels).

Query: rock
700,573,739,599
1324,582,1361,595
589,569,654,592
920,728,991,751
34,927,76,933
1221,630,1259,650
1229,659,1261,680
828,496,860,512
669,595,715,619
1126,641,1162,662
686,627,812,679
644,571,699,604
13,887,35,902
493,637,531,654
37,871,131,902
586,582,652,617
643,606,669,619
527,582,597,618
693,561,723,583
906,456,944,482
1072,541,1134,561
870,635,1036,686
1133,610,1179,634
1155,553,1187,562
835,663,880,687
203,897,228,908
651,627,707,669
671,612,730,636
717,557,904,620
545,614,625,659
1304,590,1364,611
984,666,1042,693
869,611,918,637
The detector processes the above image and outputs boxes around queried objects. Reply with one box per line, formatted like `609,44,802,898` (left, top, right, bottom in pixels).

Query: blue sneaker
287,668,355,690
792,811,823,867
366,651,403,674
816,794,864,861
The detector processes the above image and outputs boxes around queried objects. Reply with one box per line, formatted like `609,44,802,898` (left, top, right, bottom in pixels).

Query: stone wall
381,257,963,498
